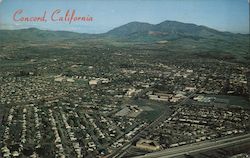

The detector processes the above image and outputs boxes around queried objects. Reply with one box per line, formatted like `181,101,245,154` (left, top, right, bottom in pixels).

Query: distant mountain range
0,20,248,43
0,20,249,61
0,27,88,42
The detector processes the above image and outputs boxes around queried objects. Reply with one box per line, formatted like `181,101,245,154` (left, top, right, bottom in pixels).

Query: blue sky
0,0,249,34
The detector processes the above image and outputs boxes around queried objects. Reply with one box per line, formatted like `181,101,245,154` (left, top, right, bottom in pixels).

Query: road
134,133,250,158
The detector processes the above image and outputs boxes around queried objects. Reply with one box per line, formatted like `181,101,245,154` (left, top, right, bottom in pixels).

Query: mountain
105,21,249,62
105,20,237,42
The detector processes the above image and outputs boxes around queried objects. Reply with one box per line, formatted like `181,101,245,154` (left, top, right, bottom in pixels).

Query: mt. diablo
106,20,226,40
105,21,249,45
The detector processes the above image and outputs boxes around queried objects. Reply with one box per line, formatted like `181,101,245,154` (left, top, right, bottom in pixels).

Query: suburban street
111,93,195,158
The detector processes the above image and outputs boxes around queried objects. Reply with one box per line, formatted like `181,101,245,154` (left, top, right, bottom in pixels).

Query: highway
134,133,250,158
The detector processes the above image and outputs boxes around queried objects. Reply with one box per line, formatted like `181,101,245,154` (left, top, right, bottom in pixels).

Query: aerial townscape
0,20,250,158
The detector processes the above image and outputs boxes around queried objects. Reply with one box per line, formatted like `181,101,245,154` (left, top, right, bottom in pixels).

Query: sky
0,0,249,34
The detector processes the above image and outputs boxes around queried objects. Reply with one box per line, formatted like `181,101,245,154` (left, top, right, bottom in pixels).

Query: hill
0,28,90,43
0,20,249,61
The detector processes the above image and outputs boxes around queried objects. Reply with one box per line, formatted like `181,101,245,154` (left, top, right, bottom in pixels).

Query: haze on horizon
0,0,249,34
